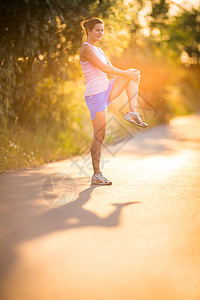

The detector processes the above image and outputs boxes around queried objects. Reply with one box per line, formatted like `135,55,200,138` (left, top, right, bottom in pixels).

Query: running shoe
91,172,112,185
123,111,148,128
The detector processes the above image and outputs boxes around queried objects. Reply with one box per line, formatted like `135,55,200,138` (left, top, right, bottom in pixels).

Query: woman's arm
81,45,140,82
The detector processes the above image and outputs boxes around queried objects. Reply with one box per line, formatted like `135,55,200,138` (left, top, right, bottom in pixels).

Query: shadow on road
0,174,140,283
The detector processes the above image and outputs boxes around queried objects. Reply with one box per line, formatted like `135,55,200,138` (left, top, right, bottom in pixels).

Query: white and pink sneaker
91,172,112,185
123,111,148,128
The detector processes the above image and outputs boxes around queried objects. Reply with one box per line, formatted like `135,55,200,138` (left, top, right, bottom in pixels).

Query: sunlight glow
38,54,44,60
169,0,200,15
151,28,161,36
128,148,191,183
142,28,150,37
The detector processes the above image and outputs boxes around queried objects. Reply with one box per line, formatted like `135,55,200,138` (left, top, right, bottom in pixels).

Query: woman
79,18,147,186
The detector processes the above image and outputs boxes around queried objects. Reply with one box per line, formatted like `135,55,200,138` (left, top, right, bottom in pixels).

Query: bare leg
109,76,130,102
109,76,138,112
109,75,147,127
126,80,138,113
91,111,107,174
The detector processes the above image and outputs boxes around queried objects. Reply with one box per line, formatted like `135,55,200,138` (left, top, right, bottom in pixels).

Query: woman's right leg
109,76,139,110
91,110,107,174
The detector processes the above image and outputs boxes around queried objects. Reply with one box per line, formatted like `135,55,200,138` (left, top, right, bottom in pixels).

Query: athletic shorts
85,76,117,120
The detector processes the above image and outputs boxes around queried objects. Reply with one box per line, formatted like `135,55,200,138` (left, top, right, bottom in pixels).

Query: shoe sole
123,115,148,128
91,181,112,186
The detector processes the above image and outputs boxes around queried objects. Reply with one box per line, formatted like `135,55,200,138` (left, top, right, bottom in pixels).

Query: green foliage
0,0,116,126
150,0,170,20
0,78,91,172
146,0,200,64
169,8,200,64
0,0,114,61
0,0,123,157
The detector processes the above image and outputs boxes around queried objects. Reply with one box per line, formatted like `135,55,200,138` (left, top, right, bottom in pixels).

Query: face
88,23,104,41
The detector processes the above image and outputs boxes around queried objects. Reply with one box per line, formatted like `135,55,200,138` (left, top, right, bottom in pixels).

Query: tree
0,0,116,63
147,0,200,64
0,0,116,128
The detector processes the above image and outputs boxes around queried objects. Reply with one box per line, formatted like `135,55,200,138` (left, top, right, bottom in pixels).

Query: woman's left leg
91,111,107,175
90,110,112,185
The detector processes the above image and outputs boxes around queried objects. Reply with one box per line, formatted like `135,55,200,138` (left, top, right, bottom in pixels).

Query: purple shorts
85,77,116,120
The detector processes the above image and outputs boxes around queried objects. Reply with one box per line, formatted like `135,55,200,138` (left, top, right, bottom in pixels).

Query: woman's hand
125,68,141,84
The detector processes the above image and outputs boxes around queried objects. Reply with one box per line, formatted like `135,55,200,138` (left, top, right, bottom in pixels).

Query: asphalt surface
0,113,200,300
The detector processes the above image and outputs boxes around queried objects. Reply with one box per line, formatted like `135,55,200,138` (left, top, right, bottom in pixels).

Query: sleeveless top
80,41,109,96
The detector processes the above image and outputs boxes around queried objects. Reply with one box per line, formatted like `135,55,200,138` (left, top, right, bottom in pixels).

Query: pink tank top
80,42,109,96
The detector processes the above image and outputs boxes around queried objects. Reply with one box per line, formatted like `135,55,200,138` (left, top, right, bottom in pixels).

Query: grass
0,120,91,174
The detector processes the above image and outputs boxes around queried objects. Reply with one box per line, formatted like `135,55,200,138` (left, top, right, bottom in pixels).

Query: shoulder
80,43,87,52
80,43,93,53
80,43,89,53
80,44,95,62
80,44,96,57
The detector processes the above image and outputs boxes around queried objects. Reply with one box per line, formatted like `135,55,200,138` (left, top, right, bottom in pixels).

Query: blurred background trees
0,0,200,171
0,0,116,128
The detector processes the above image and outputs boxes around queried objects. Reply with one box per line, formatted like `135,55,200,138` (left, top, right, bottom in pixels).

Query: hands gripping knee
126,68,141,84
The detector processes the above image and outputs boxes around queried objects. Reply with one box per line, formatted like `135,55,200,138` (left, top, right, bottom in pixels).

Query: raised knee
120,76,130,87
120,76,130,84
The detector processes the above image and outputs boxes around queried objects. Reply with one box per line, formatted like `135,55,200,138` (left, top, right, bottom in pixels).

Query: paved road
0,113,200,300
